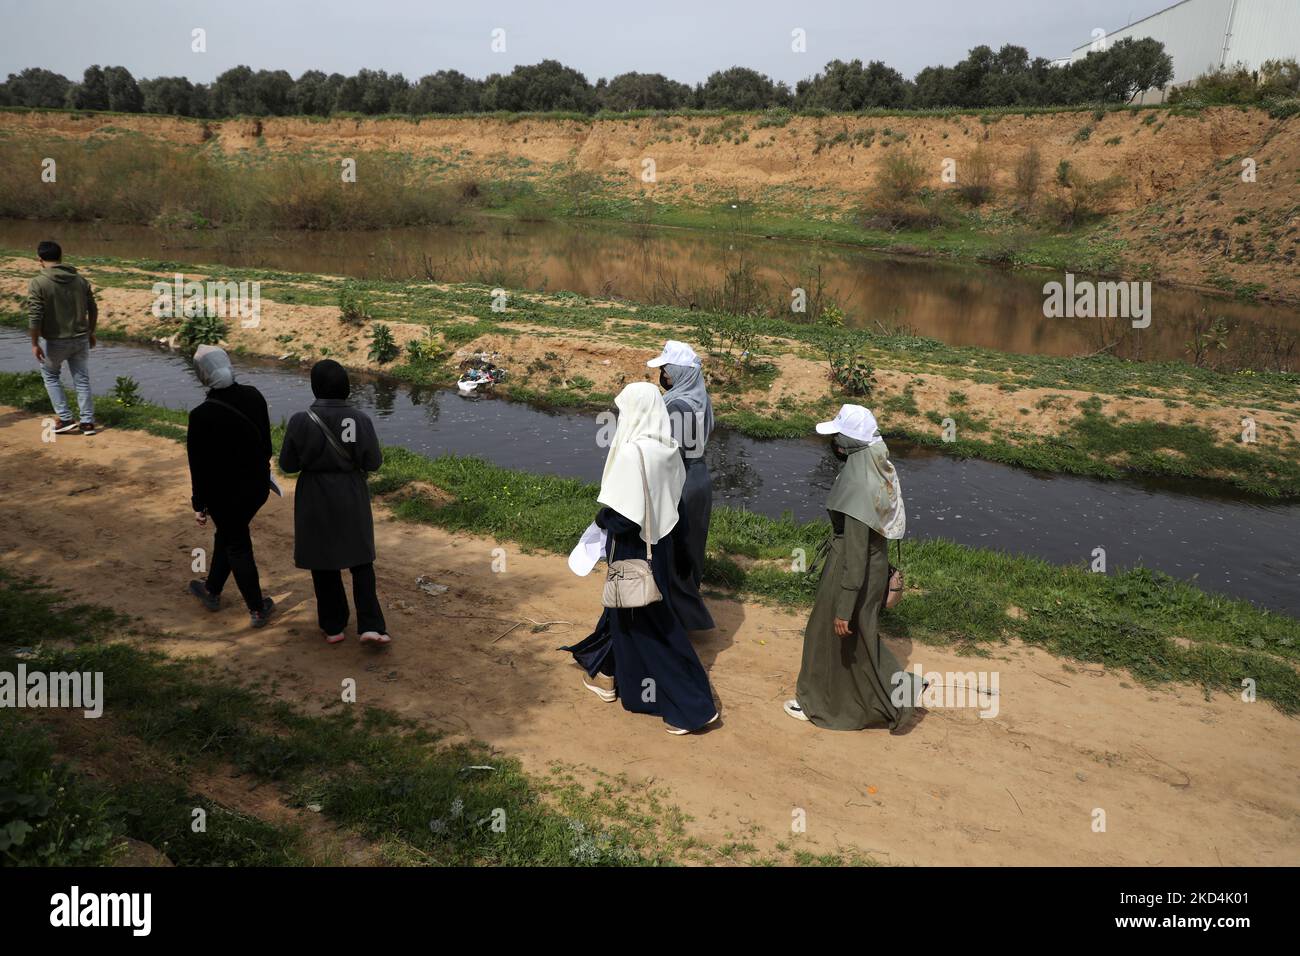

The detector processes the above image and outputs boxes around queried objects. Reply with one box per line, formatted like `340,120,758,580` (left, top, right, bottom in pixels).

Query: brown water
2,217,1298,369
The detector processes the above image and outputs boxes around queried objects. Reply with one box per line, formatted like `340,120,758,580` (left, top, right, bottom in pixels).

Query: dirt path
2,408,1296,866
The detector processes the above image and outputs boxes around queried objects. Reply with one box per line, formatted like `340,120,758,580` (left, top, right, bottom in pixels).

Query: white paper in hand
568,522,607,577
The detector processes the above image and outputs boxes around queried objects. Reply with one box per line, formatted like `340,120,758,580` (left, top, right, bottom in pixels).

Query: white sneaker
581,671,617,702
666,711,720,735
783,699,810,722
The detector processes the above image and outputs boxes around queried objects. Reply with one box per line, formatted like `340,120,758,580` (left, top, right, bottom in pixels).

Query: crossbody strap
204,395,263,445
307,408,358,471
635,443,654,561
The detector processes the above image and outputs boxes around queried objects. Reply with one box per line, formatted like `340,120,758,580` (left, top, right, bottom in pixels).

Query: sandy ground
1,409,1297,865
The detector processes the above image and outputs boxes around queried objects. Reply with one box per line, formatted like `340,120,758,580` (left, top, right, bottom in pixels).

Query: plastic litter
457,352,507,394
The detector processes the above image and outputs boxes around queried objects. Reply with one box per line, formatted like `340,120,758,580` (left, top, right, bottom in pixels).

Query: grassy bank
0,566,706,866
4,248,1297,497
2,370,1296,715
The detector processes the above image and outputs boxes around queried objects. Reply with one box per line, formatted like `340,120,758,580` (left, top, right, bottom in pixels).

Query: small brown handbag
882,539,905,611
601,445,664,609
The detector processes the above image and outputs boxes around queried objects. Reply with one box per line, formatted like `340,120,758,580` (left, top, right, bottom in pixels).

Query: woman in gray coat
648,340,715,632
278,360,388,645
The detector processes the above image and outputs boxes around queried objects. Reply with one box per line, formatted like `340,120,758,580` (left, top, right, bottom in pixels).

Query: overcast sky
1,0,1171,85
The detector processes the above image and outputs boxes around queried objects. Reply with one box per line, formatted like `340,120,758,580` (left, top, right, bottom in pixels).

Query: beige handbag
601,445,663,609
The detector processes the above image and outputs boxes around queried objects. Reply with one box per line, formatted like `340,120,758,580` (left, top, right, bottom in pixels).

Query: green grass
0,565,678,866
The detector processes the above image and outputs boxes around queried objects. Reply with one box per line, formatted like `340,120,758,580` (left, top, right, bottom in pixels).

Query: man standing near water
28,240,100,435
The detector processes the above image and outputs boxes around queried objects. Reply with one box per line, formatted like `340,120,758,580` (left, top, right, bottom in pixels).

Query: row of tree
0,42,1174,118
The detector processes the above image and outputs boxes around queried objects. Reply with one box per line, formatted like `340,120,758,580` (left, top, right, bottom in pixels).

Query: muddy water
3,217,1298,370
2,329,1296,616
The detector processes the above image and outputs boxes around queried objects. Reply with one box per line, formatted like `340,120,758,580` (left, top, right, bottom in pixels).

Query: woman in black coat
186,345,275,628
278,360,388,645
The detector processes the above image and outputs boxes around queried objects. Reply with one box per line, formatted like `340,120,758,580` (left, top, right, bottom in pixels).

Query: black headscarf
310,360,350,400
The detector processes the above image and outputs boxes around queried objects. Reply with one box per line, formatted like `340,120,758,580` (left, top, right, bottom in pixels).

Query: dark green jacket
28,264,98,340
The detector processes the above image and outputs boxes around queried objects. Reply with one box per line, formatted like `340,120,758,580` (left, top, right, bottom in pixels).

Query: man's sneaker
188,579,220,612
53,419,79,435
79,421,100,436
581,670,617,702
250,596,275,628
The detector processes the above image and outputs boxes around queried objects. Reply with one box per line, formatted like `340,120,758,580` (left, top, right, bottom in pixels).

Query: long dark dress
795,512,917,731
561,506,717,731
666,397,715,631
278,398,382,570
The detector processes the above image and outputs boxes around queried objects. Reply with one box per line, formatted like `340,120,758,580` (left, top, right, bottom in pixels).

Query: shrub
859,148,952,230
112,375,141,407
404,330,443,364
956,146,996,206
817,303,846,329
825,340,876,397
338,281,373,325
1044,165,1126,228
1268,98,1300,120
875,149,927,203
179,313,227,348
368,323,399,364
1013,145,1043,209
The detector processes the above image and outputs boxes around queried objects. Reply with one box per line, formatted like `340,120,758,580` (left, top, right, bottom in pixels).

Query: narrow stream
3,329,1296,617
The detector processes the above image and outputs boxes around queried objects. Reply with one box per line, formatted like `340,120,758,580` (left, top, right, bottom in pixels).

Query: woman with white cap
647,339,715,631
783,404,918,731
561,381,719,735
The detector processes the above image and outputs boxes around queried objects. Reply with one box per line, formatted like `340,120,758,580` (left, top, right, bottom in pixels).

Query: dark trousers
206,511,265,613
311,563,386,635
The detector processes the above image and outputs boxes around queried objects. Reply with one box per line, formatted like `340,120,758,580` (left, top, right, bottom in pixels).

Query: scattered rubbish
306,803,323,813
459,765,496,775
416,575,449,596
457,353,508,395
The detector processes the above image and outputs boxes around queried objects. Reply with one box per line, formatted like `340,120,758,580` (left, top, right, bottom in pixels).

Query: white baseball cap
815,404,883,444
647,340,701,369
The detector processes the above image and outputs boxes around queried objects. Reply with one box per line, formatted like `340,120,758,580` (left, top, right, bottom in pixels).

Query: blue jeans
40,335,94,424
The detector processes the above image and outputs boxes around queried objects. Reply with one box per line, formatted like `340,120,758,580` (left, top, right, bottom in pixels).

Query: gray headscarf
662,362,714,457
825,435,907,539
193,345,235,390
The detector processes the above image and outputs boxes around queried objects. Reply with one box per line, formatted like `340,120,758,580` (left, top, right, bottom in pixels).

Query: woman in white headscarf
783,404,919,732
561,382,719,735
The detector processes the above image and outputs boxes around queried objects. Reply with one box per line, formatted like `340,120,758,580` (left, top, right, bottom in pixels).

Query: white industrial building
1063,0,1300,102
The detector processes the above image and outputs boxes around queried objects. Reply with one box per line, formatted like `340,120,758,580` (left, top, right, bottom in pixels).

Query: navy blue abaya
562,506,717,731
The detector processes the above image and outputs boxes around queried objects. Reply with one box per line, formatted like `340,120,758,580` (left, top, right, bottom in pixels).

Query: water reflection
3,217,1297,370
